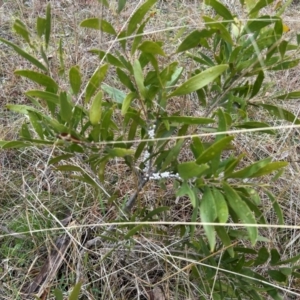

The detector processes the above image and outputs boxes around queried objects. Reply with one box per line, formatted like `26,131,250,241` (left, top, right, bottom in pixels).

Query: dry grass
1,0,300,299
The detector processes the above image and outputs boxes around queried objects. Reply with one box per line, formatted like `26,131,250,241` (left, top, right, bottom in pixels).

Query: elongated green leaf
56,165,82,172
131,17,149,55
133,59,146,99
205,0,233,20
212,188,228,223
196,136,234,164
254,247,269,266
6,104,39,115
265,191,284,225
124,224,145,239
259,103,300,124
36,17,46,37
268,270,286,283
122,92,136,115
162,116,214,125
251,71,264,98
13,20,31,45
80,18,116,35
161,139,184,170
69,66,81,95
142,206,169,221
270,59,300,71
223,183,257,245
249,0,274,17
127,0,157,35
108,148,134,157
243,16,279,34
15,70,58,92
28,111,44,139
168,65,228,97
270,248,281,265
60,91,73,122
200,188,217,251
98,0,109,7
53,289,63,300
45,3,51,49
116,68,135,91
234,121,275,134
90,50,124,68
178,162,209,180
20,123,31,139
49,154,74,165
138,41,166,56
118,0,127,13
0,38,47,72
224,154,244,178
69,282,82,300
176,182,197,207
85,64,108,103
89,91,102,125
203,16,233,45
215,226,234,257
250,161,288,177
1,141,31,149
25,90,59,105
230,157,272,179
276,91,300,100
101,83,126,103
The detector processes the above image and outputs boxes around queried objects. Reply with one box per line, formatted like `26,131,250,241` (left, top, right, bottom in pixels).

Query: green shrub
1,0,300,299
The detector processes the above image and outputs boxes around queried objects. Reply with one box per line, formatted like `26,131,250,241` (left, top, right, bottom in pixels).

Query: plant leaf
122,92,136,115
85,64,108,103
142,206,170,221
69,66,82,95
36,17,46,37
215,226,234,257
13,19,31,46
243,16,279,34
200,188,217,251
223,183,258,245
212,188,228,223
80,18,116,35
250,161,288,177
205,0,233,20
45,3,51,49
168,65,228,97
15,70,58,92
0,38,47,72
178,162,209,180
133,59,146,99
138,41,166,56
124,224,145,239
196,136,234,164
118,0,127,13
25,90,59,105
89,91,102,125
101,83,126,103
127,0,157,35
259,103,300,124
162,116,214,125
69,282,82,300
229,157,272,179
203,16,233,45
249,0,274,17
234,121,275,134
60,91,73,122
275,91,300,100
254,247,269,266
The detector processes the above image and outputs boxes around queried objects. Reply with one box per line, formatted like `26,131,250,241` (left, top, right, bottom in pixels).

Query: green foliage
1,0,300,299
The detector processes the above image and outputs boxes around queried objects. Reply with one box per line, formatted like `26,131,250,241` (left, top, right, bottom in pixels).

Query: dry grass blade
21,220,75,298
